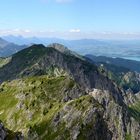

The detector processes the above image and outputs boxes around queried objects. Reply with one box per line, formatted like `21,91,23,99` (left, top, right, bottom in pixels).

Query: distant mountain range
1,36,140,93
0,37,27,57
2,35,140,61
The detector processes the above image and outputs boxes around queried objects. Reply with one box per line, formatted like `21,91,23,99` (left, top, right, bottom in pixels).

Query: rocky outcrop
50,95,112,140
89,88,140,140
0,121,23,140
48,43,70,54
0,44,124,105
0,44,139,140
0,121,7,140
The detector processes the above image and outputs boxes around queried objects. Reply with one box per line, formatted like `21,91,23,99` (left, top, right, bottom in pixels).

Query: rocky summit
0,43,139,140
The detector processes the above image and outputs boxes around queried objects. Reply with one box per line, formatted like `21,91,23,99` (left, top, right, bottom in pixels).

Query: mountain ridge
2,35,140,62
85,54,140,93
0,43,139,140
0,44,124,104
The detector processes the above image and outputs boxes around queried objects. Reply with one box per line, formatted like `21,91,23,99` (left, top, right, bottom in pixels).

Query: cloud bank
69,29,81,33
41,0,73,3
1,29,140,40
56,0,73,3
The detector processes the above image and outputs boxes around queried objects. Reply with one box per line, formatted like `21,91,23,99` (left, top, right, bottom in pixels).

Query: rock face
50,95,112,140
0,121,7,140
90,89,140,140
0,44,124,103
0,121,23,140
86,54,140,93
0,44,139,140
48,43,70,54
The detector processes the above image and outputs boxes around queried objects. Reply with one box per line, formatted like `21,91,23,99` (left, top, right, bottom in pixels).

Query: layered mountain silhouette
0,44,123,100
2,35,140,61
0,37,27,57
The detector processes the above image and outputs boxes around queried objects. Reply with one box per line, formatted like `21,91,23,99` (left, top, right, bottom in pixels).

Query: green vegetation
98,64,140,93
0,75,83,138
128,101,140,122
31,95,103,140
0,44,139,140
125,133,132,140
0,74,105,139
12,44,47,70
0,57,11,68
68,95,102,111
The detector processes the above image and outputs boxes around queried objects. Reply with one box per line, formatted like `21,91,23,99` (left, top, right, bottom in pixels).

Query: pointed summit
48,43,70,54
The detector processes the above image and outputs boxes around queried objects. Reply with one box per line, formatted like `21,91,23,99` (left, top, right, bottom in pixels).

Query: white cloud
13,28,20,32
41,0,73,3
56,0,72,3
0,29,32,36
24,29,31,33
1,29,140,40
69,29,81,33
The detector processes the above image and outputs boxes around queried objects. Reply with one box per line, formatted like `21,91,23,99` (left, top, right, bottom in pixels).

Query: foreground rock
0,121,23,140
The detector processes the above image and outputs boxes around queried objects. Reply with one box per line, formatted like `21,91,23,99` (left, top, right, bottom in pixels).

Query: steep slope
0,121,23,140
85,54,140,72
0,57,11,68
47,43,83,60
0,44,47,81
0,75,87,139
0,44,124,105
85,55,140,93
0,44,117,92
0,75,139,140
98,63,140,93
0,44,139,140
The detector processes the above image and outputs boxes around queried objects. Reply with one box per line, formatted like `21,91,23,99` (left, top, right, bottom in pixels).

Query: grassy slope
0,75,72,125
128,101,140,122
0,57,11,68
0,75,105,140
0,75,84,137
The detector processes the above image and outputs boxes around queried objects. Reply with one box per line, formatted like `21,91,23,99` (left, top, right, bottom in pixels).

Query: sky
0,0,140,39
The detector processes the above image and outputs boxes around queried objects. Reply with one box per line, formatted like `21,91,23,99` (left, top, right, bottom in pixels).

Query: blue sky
0,0,140,39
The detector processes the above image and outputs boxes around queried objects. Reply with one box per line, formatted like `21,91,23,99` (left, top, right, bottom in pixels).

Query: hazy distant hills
0,37,27,57
0,38,10,48
2,35,67,46
2,35,140,61
1,35,140,93
85,54,140,72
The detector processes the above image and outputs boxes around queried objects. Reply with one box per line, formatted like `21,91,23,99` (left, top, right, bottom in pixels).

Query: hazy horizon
0,0,140,39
